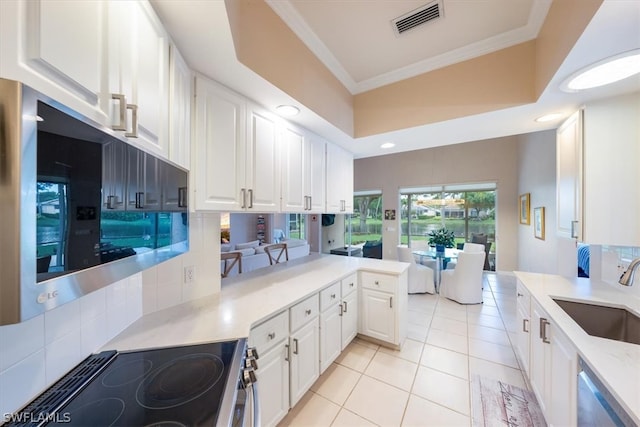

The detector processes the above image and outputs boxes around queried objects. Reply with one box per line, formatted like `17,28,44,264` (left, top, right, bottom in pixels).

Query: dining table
412,247,460,292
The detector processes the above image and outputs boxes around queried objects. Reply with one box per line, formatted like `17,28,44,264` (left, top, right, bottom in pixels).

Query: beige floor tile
466,304,502,318
433,307,467,322
364,351,418,391
467,313,505,330
407,322,428,342
431,316,468,336
311,363,361,406
468,338,519,369
279,391,340,427
468,357,527,389
331,408,376,426
408,294,437,313
426,328,468,354
380,338,424,363
352,337,380,351
402,394,471,427
411,366,470,415
335,341,377,372
467,323,511,346
408,309,433,327
420,344,469,380
344,375,409,426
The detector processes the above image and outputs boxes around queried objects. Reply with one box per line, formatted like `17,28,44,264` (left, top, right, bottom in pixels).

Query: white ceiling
150,0,640,158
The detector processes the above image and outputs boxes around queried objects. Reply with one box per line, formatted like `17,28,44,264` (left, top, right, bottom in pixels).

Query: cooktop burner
34,341,240,426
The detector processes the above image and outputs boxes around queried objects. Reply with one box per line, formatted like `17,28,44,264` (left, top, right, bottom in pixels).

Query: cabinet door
515,302,530,376
246,107,280,212
126,147,161,211
326,143,354,213
556,110,583,240
0,0,108,123
161,162,188,212
168,44,192,169
102,141,127,211
281,125,306,212
307,135,326,213
193,78,246,211
550,325,577,427
530,300,551,416
360,288,395,344
320,305,342,373
341,290,358,350
289,318,319,407
255,342,290,427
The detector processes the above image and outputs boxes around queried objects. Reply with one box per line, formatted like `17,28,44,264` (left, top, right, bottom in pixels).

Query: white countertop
103,254,408,352
514,271,640,424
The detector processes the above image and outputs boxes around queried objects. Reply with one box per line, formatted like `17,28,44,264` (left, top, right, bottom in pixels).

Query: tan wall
354,136,521,271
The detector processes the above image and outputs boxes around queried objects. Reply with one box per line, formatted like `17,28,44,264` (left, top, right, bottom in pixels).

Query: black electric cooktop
10,341,240,427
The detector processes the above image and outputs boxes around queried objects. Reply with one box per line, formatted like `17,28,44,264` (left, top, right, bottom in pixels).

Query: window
288,213,305,240
400,184,496,262
346,192,383,246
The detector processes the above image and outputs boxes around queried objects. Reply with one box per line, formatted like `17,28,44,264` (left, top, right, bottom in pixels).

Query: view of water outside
347,194,383,246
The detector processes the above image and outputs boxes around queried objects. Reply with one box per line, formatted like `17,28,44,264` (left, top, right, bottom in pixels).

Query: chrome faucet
619,257,640,286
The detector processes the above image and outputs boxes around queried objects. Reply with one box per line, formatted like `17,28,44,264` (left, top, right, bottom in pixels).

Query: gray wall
354,135,520,271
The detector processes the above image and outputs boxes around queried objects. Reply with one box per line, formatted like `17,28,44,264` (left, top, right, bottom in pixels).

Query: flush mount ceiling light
561,49,640,92
275,105,300,116
535,113,564,123
380,142,395,149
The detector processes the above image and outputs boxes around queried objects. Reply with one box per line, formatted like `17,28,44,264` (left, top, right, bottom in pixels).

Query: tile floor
278,273,527,426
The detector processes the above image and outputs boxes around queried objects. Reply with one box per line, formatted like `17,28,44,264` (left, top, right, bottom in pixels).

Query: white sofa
221,239,311,277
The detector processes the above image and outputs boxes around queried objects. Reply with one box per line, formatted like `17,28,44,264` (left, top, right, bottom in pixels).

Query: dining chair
445,242,484,269
397,245,435,294
221,252,242,278
265,243,289,265
439,251,485,304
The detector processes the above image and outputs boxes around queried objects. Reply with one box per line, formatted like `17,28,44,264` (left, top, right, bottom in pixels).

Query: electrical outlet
184,265,195,284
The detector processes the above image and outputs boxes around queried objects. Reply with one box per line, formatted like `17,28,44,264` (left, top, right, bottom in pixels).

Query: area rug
471,375,547,427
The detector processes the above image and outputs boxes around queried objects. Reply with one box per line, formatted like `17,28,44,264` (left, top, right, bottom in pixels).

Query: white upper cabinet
326,143,354,213
0,0,108,123
193,78,280,212
281,126,326,213
107,1,169,157
168,45,192,169
556,110,583,240
582,93,640,246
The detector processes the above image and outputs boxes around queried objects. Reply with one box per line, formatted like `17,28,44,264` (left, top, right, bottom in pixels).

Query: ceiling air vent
392,0,443,36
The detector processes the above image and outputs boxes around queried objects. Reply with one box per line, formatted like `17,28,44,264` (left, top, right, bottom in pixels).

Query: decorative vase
435,244,445,254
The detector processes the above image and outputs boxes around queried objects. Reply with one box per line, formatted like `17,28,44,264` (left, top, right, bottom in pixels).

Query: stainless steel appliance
0,78,189,326
577,357,636,426
5,339,259,427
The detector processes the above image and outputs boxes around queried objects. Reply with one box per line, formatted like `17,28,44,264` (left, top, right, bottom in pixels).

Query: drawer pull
517,292,524,297
339,303,343,316
268,332,276,340
523,319,529,333
349,282,354,287
331,293,336,299
293,338,299,355
285,344,289,361
375,280,380,285
389,297,393,308
305,309,311,315
540,317,551,344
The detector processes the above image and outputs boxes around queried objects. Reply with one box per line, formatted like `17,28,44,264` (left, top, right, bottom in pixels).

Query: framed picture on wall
534,207,545,240
519,193,530,225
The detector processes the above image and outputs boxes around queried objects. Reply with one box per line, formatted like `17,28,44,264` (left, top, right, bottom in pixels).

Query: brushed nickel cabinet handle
343,301,348,313
293,338,299,355
178,187,188,208
248,189,254,208
111,93,127,131
389,297,393,308
542,319,551,344
339,303,343,316
125,104,138,138
305,309,311,315
523,318,529,333
268,332,275,340
241,188,246,208
284,344,289,361
135,192,145,209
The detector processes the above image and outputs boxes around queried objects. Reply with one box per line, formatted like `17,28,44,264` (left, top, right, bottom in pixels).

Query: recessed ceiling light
561,49,640,92
275,105,300,116
535,113,564,123
380,142,395,149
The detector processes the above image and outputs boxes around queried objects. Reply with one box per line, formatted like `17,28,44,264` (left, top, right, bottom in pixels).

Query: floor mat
471,375,547,427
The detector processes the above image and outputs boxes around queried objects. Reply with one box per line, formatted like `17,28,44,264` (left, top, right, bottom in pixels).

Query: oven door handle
249,381,260,427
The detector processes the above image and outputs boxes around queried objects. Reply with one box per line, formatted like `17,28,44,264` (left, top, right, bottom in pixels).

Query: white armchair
445,242,485,269
439,251,485,304
397,245,435,294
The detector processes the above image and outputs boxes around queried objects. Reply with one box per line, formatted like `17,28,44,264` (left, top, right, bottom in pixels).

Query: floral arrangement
427,227,456,248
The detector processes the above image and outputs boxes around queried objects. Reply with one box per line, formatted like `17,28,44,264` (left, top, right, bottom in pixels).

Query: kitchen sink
553,299,640,345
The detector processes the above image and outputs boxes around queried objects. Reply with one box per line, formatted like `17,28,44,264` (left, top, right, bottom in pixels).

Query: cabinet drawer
320,282,341,312
341,273,357,297
360,272,397,293
250,310,289,355
516,280,530,316
290,293,319,332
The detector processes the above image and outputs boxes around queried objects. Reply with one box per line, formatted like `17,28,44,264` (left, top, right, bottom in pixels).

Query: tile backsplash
0,212,221,416
597,245,640,297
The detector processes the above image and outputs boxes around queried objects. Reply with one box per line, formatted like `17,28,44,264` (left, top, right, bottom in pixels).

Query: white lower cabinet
289,318,320,406
256,342,290,427
515,281,531,376
529,298,577,427
341,282,358,349
359,271,407,347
